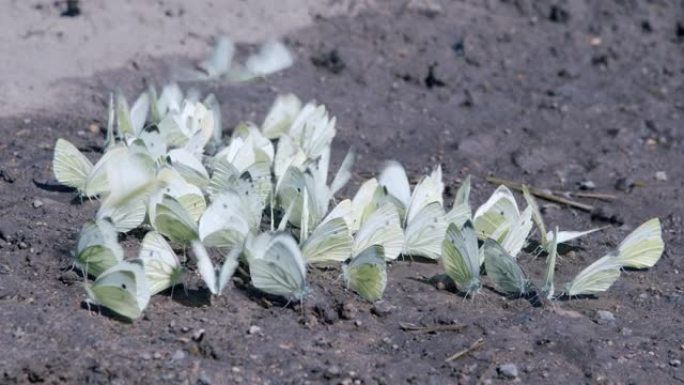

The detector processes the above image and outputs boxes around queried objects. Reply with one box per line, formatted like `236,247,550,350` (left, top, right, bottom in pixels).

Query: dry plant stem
560,191,617,201
399,322,467,333
486,176,595,212
445,338,484,362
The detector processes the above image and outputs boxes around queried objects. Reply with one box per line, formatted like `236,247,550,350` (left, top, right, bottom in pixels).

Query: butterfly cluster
53,85,664,320
443,184,664,300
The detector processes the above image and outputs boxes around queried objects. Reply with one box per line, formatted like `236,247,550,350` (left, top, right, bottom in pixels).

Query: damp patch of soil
1,1,684,384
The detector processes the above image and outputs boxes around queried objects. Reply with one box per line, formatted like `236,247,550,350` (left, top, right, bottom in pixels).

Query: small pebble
655,171,668,181
248,325,262,335
370,301,394,317
595,310,616,324
671,359,681,367
577,180,596,190
18,242,28,249
192,329,205,341
324,365,341,379
497,363,519,379
32,199,43,209
59,270,79,286
171,349,186,361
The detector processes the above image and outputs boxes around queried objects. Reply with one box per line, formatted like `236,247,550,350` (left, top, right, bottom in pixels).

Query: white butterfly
74,219,124,278
96,148,159,233
343,245,387,301
191,240,240,296
261,94,302,139
522,186,602,253
84,260,151,320
199,191,257,251
152,195,199,244
473,185,520,241
377,162,446,260
442,221,481,295
611,218,664,269
353,203,404,261
245,232,309,301
301,201,353,265
139,231,183,296
444,175,472,228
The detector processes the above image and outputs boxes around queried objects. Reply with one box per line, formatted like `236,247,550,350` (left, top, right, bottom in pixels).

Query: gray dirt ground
1,1,684,384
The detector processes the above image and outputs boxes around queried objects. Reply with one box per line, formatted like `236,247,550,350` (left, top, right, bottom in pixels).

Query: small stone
405,0,444,18
192,329,205,341
141,353,152,360
18,242,28,249
595,310,616,324
59,270,79,286
497,363,519,379
153,352,162,360
248,325,262,335
670,359,682,367
0,223,11,242
180,326,190,333
655,171,668,181
620,327,633,337
324,365,341,379
339,302,358,320
231,366,241,373
171,349,186,361
32,199,44,209
577,180,596,191
371,301,395,317
88,123,101,134
354,320,362,327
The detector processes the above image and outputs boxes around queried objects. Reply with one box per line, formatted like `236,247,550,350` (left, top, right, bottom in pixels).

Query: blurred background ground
1,1,684,384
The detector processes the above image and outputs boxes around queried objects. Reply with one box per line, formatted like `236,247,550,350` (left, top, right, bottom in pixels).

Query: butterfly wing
442,222,481,293
85,260,150,319
140,231,182,295
445,175,472,228
74,220,124,278
378,161,411,208
353,203,404,261
405,165,444,224
52,139,93,192
540,228,558,299
565,255,621,296
261,94,302,139
613,218,664,269
302,217,353,264
483,239,530,296
343,245,387,301
403,202,446,260
248,233,308,301
473,185,519,241
154,195,199,243
498,205,533,258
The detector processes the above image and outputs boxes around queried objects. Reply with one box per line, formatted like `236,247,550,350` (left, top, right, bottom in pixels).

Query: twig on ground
486,176,594,212
399,322,467,333
445,338,484,362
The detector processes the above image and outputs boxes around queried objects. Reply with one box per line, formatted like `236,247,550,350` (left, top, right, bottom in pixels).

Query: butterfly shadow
481,284,545,308
523,241,584,259
554,293,600,302
167,287,212,308
32,179,75,194
406,273,475,299
80,301,134,324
